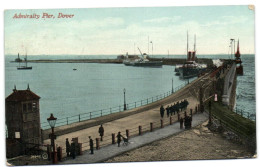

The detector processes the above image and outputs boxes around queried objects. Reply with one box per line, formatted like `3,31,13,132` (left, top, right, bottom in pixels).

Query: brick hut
5,85,42,146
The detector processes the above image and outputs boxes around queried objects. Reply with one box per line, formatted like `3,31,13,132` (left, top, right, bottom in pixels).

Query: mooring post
170,116,173,125
101,110,102,116
96,138,100,150
126,129,129,138
112,133,115,144
161,119,164,128
150,122,153,132
78,143,83,155
79,114,80,122
138,126,142,135
57,147,62,162
67,117,68,125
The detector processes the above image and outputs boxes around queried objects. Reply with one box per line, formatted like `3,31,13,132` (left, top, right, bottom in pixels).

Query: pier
6,60,256,165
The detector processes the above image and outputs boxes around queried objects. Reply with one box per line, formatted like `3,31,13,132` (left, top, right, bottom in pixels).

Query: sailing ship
177,32,207,79
17,52,32,70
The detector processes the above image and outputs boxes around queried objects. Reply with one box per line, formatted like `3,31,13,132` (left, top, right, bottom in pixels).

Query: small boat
17,52,32,70
73,68,77,70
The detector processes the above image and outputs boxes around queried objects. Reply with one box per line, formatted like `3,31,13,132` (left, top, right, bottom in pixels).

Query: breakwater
12,58,213,65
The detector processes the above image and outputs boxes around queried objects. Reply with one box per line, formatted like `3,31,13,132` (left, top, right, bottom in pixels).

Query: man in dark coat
117,132,122,147
166,106,170,117
89,136,94,154
70,139,76,159
65,138,70,157
98,124,104,141
160,105,165,118
180,117,184,129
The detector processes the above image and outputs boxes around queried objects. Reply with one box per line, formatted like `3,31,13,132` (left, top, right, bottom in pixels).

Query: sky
4,5,255,55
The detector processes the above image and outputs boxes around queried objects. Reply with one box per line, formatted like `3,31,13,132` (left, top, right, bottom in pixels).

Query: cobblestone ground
105,121,254,162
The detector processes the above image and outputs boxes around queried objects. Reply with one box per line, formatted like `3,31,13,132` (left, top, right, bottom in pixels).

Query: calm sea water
5,54,255,127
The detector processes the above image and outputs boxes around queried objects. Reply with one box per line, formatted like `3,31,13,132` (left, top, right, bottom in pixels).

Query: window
23,103,27,112
28,103,32,112
32,102,37,111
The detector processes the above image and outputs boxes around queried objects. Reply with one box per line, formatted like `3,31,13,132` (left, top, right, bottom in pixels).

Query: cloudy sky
4,5,255,55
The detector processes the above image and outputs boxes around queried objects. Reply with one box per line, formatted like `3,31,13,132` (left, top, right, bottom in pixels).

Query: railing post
138,126,142,135
161,119,164,128
96,138,100,150
101,110,102,116
147,99,148,104
141,100,142,106
67,117,68,125
90,112,92,119
112,133,115,144
135,102,136,108
152,97,153,102
150,122,153,132
78,143,83,155
79,114,80,122
126,129,129,138
127,104,128,110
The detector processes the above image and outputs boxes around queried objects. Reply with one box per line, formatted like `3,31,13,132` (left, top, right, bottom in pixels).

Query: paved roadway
60,112,209,164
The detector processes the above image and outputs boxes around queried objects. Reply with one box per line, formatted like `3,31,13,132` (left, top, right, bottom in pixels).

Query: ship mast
194,34,196,52
187,31,189,59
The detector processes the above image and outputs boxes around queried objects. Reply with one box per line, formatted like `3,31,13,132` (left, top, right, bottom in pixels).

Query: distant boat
73,68,77,70
123,48,163,67
17,52,32,70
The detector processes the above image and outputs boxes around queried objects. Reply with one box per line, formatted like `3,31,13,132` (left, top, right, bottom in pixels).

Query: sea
4,54,255,129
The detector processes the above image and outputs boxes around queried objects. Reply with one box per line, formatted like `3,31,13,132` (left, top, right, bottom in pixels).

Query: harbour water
5,54,255,128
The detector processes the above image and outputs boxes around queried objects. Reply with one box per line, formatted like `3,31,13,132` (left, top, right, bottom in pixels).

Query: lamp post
47,113,57,164
123,88,126,110
171,78,173,94
150,41,153,56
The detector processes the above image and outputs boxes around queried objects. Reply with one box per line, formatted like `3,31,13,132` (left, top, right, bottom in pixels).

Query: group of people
65,124,105,158
159,99,189,118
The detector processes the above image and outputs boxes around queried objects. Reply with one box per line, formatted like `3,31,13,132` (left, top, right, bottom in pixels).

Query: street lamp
171,78,173,94
123,88,126,110
150,41,153,56
47,113,57,164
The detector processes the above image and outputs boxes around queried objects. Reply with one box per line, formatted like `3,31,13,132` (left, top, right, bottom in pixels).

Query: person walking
117,132,122,147
65,138,70,157
98,124,104,141
160,105,165,118
89,136,94,154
